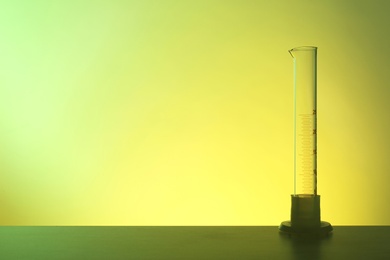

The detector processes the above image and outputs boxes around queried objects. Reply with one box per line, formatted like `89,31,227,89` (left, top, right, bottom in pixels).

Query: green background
0,0,389,225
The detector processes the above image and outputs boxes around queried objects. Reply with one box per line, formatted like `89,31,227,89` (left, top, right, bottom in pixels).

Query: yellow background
0,0,389,225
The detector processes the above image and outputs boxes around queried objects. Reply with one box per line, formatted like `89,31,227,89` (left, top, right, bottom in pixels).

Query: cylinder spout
289,46,318,58
288,49,294,58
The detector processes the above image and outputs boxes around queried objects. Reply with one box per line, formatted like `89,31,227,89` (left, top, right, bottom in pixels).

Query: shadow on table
279,231,333,260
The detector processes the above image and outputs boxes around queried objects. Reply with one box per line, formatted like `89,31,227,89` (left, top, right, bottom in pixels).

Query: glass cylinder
289,46,317,196
279,46,332,236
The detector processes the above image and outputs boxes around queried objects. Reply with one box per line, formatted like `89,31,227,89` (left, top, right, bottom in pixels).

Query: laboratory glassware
279,46,332,236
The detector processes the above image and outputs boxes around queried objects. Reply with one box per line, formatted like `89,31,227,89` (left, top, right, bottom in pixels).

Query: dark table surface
0,226,389,259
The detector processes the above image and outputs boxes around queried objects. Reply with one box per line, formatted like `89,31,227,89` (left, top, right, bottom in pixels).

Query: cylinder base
279,194,333,237
279,221,333,237
291,195,321,229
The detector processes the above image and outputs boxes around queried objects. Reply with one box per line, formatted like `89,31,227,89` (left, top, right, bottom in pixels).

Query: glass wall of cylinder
289,46,318,197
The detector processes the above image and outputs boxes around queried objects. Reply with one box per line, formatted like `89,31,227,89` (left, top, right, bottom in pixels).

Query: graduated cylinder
289,46,317,196
279,46,332,235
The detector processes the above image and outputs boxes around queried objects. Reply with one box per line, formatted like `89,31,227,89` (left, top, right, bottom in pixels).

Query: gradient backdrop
1,0,389,225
